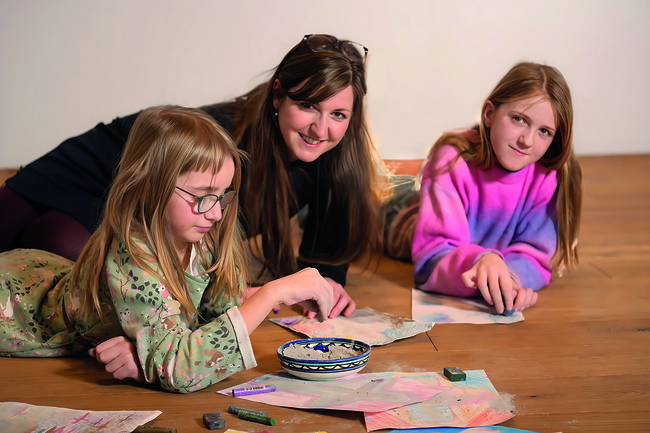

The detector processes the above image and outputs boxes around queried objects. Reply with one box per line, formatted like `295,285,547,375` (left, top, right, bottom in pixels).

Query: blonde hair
429,62,582,275
74,105,248,320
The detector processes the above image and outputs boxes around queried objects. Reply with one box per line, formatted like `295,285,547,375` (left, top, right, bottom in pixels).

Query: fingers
92,336,145,382
93,336,129,364
513,287,538,311
472,253,514,314
325,278,356,319
461,267,478,288
475,264,493,307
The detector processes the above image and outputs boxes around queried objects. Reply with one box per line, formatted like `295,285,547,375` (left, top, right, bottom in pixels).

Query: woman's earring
274,109,278,117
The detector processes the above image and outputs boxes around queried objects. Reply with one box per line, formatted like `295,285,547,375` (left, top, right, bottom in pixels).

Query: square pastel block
203,412,225,430
443,367,466,382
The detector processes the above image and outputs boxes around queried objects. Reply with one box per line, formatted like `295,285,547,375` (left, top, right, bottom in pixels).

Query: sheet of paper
412,289,524,325
217,371,445,413
270,306,433,345
364,370,515,431
0,402,161,433
386,427,540,433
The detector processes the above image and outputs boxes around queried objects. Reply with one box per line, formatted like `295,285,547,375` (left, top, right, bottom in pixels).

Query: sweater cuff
226,307,257,370
475,249,505,264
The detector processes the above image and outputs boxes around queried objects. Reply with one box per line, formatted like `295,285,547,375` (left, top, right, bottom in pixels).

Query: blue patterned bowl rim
277,337,371,365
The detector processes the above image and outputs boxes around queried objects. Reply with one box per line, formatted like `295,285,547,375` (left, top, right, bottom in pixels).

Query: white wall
1,0,649,168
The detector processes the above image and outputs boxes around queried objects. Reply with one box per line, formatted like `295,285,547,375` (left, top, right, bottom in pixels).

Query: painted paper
364,370,515,431
270,306,433,345
217,371,445,413
0,402,161,433
412,289,524,325
387,427,539,433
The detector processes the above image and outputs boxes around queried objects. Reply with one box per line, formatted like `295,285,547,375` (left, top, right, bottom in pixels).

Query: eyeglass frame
303,34,368,61
174,186,236,214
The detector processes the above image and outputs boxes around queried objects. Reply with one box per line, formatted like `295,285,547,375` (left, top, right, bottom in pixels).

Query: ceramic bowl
277,337,371,381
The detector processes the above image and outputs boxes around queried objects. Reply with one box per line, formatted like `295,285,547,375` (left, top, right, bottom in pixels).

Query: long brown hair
74,105,248,320
429,62,582,275
230,35,387,279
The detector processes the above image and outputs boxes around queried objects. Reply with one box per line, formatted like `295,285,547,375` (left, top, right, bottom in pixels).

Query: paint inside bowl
282,342,364,361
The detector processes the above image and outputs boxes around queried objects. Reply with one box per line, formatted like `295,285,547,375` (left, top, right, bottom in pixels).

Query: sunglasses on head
303,34,368,62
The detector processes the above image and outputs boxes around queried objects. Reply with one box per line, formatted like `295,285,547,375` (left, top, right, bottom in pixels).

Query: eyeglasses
303,34,368,62
175,186,236,214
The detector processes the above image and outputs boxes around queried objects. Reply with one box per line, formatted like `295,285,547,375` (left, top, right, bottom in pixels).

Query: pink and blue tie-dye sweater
412,143,558,295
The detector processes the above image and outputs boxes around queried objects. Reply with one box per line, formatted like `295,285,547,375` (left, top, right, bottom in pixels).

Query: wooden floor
1,155,649,432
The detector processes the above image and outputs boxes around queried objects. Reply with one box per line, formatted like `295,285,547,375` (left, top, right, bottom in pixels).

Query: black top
6,103,348,285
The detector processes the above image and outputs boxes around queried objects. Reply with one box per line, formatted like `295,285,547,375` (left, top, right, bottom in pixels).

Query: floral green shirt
0,242,256,393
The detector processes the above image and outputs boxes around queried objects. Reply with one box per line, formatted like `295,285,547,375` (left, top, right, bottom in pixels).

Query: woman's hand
89,336,145,382
461,253,514,314
304,277,356,319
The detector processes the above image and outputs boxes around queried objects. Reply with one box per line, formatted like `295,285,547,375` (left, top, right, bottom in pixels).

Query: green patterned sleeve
105,241,255,393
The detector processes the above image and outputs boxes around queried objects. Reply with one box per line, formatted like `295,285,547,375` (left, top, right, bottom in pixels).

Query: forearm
238,282,280,334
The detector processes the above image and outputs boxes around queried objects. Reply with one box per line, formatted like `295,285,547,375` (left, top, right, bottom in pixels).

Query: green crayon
238,411,276,426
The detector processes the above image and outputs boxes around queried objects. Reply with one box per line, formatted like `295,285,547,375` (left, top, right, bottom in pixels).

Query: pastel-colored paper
0,402,161,433
364,370,514,431
270,306,433,345
412,289,524,324
386,427,539,433
218,371,445,413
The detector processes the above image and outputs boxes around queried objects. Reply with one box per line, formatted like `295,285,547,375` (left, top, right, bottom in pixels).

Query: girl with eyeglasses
0,105,335,393
0,34,386,320
412,62,582,315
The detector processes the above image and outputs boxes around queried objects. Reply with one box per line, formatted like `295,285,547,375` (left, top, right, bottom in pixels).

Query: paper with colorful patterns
217,371,445,413
270,306,433,345
364,370,515,431
412,289,524,324
0,402,161,433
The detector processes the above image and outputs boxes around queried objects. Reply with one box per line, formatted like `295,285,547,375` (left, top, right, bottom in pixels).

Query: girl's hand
89,336,145,382
269,268,334,322
239,268,334,333
461,253,514,314
304,277,356,319
512,282,539,311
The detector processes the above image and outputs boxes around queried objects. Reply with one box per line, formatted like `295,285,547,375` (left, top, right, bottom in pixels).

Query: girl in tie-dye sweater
413,62,582,314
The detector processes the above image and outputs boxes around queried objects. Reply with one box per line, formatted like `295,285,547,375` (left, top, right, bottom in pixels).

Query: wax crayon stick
227,405,268,417
232,385,276,397
238,411,276,426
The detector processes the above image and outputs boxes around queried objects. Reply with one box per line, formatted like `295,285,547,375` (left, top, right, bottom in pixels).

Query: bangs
285,69,353,104
177,121,234,177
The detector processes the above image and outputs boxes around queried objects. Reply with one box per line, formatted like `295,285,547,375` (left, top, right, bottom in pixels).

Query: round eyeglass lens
219,191,236,210
198,196,217,213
